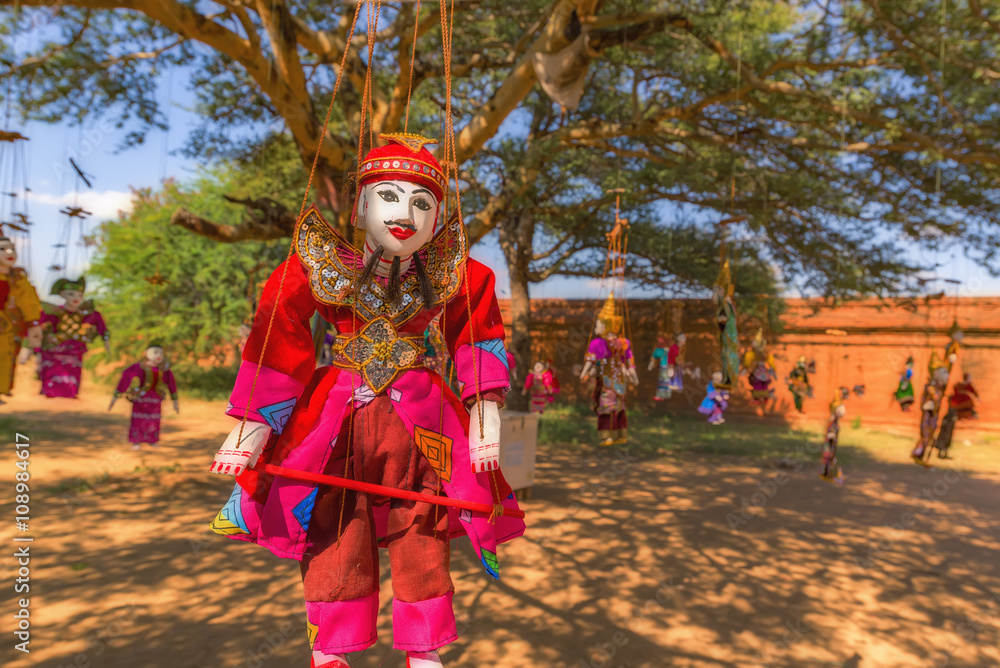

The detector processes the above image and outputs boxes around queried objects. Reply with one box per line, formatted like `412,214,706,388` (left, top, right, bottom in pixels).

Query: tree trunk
499,213,534,412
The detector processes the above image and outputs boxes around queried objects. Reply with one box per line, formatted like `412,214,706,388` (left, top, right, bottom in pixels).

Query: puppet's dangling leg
387,486,456,660
612,409,628,445
406,650,444,668
597,429,614,447
301,487,381,661
311,653,350,667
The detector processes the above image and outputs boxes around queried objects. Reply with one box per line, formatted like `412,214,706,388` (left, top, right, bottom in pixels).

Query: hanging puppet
820,397,846,484
713,260,739,389
894,356,916,411
787,356,812,413
207,135,524,668
945,318,963,367
649,333,687,401
949,373,979,420
37,276,110,398
109,342,178,449
697,370,729,425
580,293,637,446
523,360,559,413
911,352,951,466
0,235,42,401
742,330,776,407
933,373,980,460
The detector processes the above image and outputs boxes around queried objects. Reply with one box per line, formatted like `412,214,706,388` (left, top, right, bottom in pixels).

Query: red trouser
300,395,455,653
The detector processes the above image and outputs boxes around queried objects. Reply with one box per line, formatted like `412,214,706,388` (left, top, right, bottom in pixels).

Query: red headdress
358,133,447,201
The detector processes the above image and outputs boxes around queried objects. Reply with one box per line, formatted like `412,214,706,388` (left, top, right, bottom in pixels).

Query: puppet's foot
406,650,443,668
131,444,142,450
311,651,350,667
597,430,614,447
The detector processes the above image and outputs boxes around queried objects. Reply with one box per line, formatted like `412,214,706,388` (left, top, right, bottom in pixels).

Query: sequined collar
294,204,468,325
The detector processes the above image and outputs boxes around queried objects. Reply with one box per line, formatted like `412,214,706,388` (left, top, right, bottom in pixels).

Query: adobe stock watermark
753,616,810,667
578,577,680,668
925,589,1000,667
524,447,640,558
55,604,139,668
853,470,962,573
725,441,818,530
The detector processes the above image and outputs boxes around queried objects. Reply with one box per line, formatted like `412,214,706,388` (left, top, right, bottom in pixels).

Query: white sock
312,650,349,667
407,650,443,668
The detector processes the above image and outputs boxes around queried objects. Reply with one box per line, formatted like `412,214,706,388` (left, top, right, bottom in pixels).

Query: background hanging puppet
0,235,42,402
208,134,524,668
109,342,178,449
37,276,110,398
580,294,638,446
820,397,846,484
911,352,951,466
649,333,686,401
787,356,813,413
743,329,777,408
698,370,729,425
713,260,740,390
933,373,980,460
894,356,916,411
523,360,558,413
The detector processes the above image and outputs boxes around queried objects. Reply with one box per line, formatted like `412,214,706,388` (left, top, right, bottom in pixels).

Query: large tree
2,0,999,294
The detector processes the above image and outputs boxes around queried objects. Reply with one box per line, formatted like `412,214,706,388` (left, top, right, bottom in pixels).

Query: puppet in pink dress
581,294,637,446
523,360,559,413
207,135,523,668
37,277,110,398
109,342,178,448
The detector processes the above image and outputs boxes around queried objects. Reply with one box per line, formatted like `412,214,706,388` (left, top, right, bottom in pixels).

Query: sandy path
2,371,999,668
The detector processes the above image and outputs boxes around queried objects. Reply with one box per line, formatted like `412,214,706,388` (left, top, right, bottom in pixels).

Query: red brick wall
499,296,999,430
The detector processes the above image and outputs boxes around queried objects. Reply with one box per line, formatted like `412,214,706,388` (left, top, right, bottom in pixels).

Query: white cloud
26,189,135,220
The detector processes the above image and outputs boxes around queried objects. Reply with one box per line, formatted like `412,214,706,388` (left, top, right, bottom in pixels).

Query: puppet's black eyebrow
411,188,433,196
373,181,405,192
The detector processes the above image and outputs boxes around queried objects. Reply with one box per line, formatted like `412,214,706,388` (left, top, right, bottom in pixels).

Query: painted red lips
389,226,416,240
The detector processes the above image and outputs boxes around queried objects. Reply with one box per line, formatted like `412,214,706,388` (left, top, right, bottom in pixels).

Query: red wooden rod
261,464,526,519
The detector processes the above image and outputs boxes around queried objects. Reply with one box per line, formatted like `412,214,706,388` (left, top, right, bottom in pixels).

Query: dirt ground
2,367,999,668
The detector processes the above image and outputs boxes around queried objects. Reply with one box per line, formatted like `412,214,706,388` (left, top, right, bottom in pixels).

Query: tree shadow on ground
3,410,999,668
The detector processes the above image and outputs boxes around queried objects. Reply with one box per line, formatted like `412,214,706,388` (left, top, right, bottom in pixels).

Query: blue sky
6,78,997,301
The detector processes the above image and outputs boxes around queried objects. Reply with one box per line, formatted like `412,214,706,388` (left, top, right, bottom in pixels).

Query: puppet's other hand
469,400,501,474
173,399,180,414
210,422,272,476
17,347,31,364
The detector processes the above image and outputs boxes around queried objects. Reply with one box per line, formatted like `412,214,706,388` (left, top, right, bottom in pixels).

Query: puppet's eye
413,198,432,211
377,189,399,203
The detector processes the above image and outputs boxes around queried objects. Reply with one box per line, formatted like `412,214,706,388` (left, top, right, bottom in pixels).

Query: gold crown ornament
597,293,624,334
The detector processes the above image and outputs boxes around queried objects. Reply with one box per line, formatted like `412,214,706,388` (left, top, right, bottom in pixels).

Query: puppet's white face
835,405,847,418
676,334,687,345
61,289,84,312
356,180,439,257
711,370,723,384
146,346,165,366
0,240,17,268
933,367,950,387
533,362,545,375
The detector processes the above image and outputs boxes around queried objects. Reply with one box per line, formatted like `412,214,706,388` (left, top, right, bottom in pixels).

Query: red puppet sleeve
443,258,511,406
228,258,317,434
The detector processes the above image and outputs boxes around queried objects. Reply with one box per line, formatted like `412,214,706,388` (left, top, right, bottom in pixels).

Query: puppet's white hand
469,400,500,474
210,422,272,476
